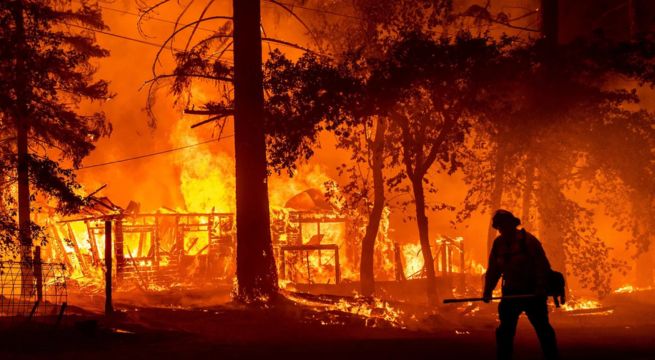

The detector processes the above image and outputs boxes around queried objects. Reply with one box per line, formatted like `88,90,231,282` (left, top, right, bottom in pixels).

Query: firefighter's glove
482,292,492,303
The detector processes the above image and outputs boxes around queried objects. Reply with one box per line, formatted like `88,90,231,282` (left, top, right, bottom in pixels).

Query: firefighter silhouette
483,209,559,360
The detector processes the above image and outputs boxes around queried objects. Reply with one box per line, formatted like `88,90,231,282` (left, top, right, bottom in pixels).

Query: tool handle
443,294,536,304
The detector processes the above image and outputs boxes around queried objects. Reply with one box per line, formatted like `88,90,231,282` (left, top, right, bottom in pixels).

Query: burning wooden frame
36,195,479,295
48,211,235,290
280,244,341,284
274,210,350,285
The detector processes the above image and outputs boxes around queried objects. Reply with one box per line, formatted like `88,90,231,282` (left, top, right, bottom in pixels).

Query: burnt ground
0,291,654,360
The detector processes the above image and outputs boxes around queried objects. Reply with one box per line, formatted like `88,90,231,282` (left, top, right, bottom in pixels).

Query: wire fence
0,260,67,320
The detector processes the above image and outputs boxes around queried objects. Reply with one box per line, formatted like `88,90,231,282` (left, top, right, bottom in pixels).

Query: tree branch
420,112,459,175
191,114,231,128
390,110,416,180
266,0,322,49
151,15,233,78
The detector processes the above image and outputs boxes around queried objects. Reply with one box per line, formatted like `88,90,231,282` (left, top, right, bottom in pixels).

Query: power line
62,21,235,64
77,135,233,170
93,2,223,33
64,21,170,48
87,1,312,54
96,0,360,23
263,1,539,37
262,0,362,21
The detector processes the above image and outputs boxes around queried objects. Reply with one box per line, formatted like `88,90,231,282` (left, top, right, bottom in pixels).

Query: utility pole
232,0,278,301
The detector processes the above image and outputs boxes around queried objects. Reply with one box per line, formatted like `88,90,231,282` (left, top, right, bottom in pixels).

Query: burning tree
264,49,388,296
265,1,489,301
378,31,514,304
0,0,111,267
263,29,514,303
262,0,520,302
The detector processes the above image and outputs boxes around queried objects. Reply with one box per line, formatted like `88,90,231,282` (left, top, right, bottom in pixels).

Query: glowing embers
561,298,601,311
286,291,407,328
331,296,405,327
560,298,614,316
457,301,481,317
614,284,653,294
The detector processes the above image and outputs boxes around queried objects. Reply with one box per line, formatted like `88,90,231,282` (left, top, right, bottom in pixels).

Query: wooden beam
67,223,89,275
49,224,72,270
84,220,101,266
104,220,113,315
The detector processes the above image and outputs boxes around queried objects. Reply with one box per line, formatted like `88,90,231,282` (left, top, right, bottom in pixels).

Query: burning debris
614,284,654,294
560,298,614,316
50,210,236,293
37,186,485,306
285,291,407,328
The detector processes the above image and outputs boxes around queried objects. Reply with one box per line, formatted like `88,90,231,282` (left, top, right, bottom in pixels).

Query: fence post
105,219,113,315
34,246,43,301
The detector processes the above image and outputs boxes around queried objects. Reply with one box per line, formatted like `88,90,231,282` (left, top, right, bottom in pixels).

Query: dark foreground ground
1,291,654,360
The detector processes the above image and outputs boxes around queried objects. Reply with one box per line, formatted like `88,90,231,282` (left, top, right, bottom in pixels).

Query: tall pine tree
0,0,111,270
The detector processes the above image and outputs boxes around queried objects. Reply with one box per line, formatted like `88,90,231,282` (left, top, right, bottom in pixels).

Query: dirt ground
1,291,654,360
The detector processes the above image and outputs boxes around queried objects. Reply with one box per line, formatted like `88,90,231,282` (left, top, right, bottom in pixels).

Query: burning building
26,183,483,304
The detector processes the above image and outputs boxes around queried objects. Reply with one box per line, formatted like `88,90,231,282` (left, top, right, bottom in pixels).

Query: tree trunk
360,117,387,297
17,105,32,292
11,0,33,292
486,146,506,255
627,0,636,38
522,158,535,229
541,0,559,46
537,175,566,272
537,0,566,273
232,0,278,302
410,175,438,305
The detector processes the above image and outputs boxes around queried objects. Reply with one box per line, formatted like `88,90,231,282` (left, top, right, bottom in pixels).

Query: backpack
547,269,566,308
519,230,566,307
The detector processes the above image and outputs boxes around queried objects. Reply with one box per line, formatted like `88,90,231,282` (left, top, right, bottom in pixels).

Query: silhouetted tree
264,49,390,296
262,1,446,295
359,31,511,304
264,25,517,304
0,0,111,271
459,35,655,296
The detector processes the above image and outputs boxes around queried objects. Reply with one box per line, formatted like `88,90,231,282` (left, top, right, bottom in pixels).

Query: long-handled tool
443,294,537,304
